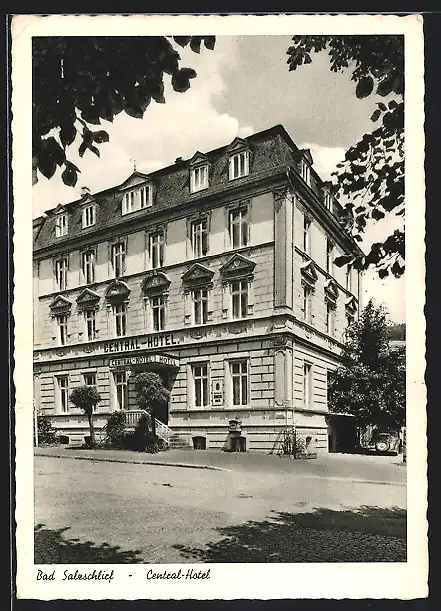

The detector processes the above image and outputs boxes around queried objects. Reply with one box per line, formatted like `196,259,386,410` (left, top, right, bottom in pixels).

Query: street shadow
34,524,145,564
174,505,407,563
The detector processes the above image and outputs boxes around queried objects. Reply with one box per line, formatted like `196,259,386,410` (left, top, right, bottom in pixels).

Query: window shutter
222,284,230,319
184,291,192,325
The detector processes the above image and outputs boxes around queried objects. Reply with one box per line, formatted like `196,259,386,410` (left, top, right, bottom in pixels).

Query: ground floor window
230,360,249,406
113,371,128,410
56,375,69,413
193,363,209,407
303,362,312,408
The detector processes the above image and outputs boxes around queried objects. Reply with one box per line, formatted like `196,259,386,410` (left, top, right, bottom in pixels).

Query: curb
34,451,229,472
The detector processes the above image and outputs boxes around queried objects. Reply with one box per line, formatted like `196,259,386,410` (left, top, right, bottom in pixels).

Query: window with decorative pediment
227,138,251,181
189,152,210,193
345,296,357,329
181,264,214,326
220,254,255,320
326,301,336,336
300,261,317,325
142,272,170,332
49,296,71,346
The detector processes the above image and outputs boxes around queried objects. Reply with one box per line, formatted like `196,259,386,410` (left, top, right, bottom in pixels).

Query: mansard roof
219,253,256,277
33,125,364,260
181,263,214,284
49,295,72,313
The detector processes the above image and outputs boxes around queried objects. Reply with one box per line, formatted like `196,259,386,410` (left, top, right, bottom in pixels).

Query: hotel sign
109,354,179,368
104,333,180,353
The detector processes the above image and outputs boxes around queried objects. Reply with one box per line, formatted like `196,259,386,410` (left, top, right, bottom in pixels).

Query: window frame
82,203,96,229
326,240,334,275
113,370,128,410
192,362,210,408
56,314,69,346
346,265,353,293
56,375,70,413
55,256,69,291
122,185,153,215
302,285,313,324
111,241,126,278
113,303,128,337
231,279,249,320
301,160,311,186
55,213,68,238
84,309,97,342
150,294,166,332
81,249,96,285
303,362,313,408
191,218,209,258
149,229,165,269
190,165,209,193
303,216,311,254
192,288,209,325
230,359,249,407
326,301,336,336
229,205,249,249
229,150,250,181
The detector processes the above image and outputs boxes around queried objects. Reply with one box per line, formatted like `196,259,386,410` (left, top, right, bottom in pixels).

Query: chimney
80,186,90,197
175,157,183,164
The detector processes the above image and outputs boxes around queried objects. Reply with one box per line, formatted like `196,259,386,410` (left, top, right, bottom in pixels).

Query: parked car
366,430,402,456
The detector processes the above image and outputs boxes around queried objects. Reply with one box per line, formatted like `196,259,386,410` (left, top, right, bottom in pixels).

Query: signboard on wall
104,333,180,354
109,354,179,368
211,379,224,406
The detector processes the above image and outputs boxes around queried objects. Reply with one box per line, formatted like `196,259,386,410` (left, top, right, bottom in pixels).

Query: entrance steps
168,432,193,450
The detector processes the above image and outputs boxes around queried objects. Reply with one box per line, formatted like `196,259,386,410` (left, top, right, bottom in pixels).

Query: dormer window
229,150,249,180
190,165,209,193
55,213,68,238
82,204,96,228
324,190,333,211
122,185,152,215
301,160,311,186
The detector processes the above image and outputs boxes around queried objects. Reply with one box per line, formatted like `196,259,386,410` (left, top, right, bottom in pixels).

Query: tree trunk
87,412,96,447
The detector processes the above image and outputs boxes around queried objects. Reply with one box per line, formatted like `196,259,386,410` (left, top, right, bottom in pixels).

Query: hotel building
33,124,362,453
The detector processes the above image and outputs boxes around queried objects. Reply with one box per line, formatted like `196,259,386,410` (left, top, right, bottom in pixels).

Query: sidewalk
34,445,406,485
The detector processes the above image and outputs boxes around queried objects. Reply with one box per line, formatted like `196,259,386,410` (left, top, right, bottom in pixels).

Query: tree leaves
329,301,405,429
32,36,215,187
356,76,374,99
286,35,405,278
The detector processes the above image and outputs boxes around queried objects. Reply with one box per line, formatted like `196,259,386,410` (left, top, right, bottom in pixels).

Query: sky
32,35,405,322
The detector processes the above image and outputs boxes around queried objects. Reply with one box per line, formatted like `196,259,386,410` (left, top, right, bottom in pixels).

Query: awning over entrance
108,353,179,369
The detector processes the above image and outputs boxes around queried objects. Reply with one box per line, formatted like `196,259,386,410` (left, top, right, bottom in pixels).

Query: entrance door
128,367,171,425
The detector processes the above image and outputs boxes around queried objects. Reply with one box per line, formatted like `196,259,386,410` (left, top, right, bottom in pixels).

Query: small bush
104,411,127,449
36,416,57,445
128,414,160,453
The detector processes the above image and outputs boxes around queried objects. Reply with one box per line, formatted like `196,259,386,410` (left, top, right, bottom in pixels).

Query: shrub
128,414,160,453
36,416,57,445
104,411,127,449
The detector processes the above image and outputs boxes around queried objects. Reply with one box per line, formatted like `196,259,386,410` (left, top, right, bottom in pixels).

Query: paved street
34,450,406,564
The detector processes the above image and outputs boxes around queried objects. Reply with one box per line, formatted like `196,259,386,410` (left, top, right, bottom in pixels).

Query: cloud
299,142,345,181
32,37,253,218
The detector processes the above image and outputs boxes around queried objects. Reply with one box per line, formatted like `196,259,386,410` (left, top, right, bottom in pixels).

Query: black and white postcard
12,13,427,600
